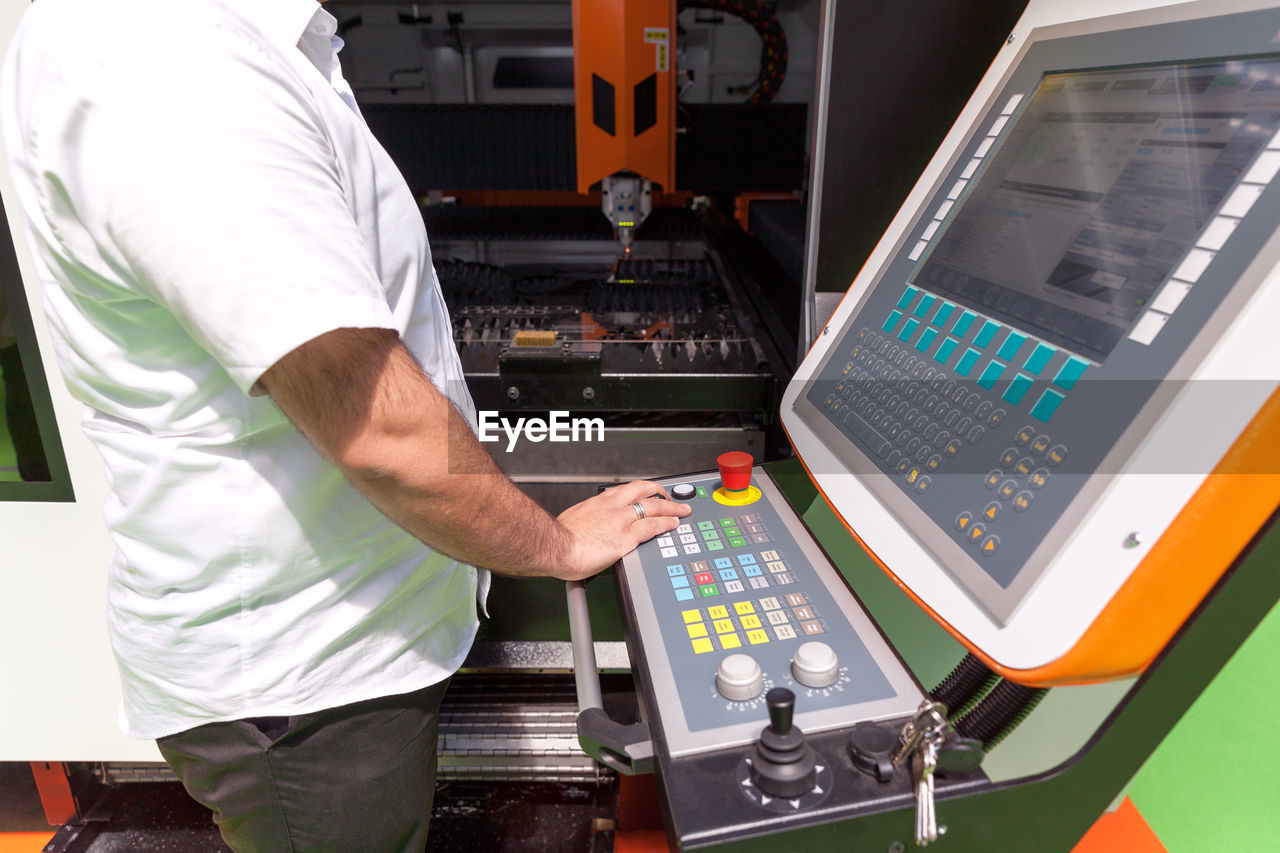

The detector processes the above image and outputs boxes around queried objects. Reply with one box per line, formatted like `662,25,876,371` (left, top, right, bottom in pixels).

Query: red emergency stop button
718,451,753,492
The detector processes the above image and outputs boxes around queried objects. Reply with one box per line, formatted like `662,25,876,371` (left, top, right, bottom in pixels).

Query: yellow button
714,619,735,634
734,602,756,615
682,609,703,624
687,623,708,639
747,629,770,645
708,605,729,620
691,637,714,654
719,633,742,650
741,615,762,630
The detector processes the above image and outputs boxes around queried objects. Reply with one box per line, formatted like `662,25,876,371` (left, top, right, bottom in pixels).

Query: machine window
915,57,1280,362
0,198,71,500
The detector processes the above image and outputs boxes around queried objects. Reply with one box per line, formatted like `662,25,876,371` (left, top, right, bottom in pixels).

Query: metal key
896,700,950,846
912,737,942,845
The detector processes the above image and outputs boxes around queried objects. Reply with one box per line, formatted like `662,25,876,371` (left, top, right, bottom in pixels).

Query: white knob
672,483,697,500
716,653,764,701
792,641,839,688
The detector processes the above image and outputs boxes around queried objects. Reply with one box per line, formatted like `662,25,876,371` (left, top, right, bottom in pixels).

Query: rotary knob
671,483,696,500
791,641,840,688
716,654,765,701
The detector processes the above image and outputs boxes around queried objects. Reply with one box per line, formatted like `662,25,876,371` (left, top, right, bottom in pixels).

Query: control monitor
784,0,1280,685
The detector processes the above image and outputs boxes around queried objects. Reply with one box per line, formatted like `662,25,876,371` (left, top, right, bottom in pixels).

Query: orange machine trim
785,385,1280,687
572,0,677,193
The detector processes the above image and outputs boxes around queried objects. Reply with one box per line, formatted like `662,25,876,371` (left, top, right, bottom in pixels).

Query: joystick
750,687,818,798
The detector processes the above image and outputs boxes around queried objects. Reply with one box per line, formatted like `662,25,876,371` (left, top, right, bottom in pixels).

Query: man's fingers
634,495,690,519
610,479,671,504
631,516,681,542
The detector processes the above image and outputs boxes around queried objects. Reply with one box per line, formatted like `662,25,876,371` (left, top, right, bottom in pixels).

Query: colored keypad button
915,327,939,353
671,576,690,589
708,606,729,619
1054,356,1088,391
955,348,981,377
697,521,715,531
725,580,745,594
666,565,685,576
1002,373,1034,406
1031,389,1065,422
719,518,735,528
766,561,787,574
913,293,937,319
681,609,702,624
741,615,763,630
675,588,695,601
975,320,1000,347
701,530,719,541
953,310,978,337
1024,343,1054,374
694,572,714,584
747,629,770,645
707,541,725,551
934,336,960,365
719,633,743,650
687,622,708,639
749,576,769,590
774,625,798,640
977,360,1006,390
691,637,713,654
719,569,739,581
766,611,789,625
724,526,741,537
743,564,763,577
713,557,733,569
700,585,719,597
760,597,781,610
996,331,1026,361
714,619,735,634
760,550,779,561
883,310,904,333
934,302,956,327
897,285,919,310
734,602,756,615
729,537,747,547
737,554,757,565
898,318,920,342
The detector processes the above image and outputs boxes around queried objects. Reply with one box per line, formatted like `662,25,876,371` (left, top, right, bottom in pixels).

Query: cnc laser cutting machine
567,0,1280,849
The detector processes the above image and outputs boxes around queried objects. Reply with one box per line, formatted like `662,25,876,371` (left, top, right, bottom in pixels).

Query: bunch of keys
894,700,950,846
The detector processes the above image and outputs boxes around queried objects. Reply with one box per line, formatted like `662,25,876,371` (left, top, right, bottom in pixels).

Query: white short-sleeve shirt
1,0,488,738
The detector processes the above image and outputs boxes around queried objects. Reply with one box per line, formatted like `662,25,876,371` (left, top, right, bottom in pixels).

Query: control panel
616,455,922,757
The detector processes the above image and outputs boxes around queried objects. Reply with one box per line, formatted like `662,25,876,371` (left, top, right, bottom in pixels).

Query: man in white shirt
0,0,690,849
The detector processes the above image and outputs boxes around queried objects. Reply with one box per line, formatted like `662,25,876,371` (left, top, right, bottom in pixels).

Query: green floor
1128,597,1280,851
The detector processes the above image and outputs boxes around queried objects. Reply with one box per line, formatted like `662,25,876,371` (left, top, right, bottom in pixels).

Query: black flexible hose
930,652,997,716
678,0,788,104
953,680,1049,750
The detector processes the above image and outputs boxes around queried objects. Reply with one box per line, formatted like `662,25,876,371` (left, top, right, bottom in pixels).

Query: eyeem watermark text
478,411,606,452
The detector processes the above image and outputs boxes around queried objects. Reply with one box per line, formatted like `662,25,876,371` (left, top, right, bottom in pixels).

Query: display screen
914,58,1280,362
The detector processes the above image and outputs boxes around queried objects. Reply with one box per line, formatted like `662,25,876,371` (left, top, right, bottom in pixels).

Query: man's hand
556,480,692,581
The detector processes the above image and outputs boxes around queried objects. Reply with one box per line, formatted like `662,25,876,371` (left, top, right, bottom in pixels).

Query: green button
722,527,739,538
701,530,719,541
719,518,735,528
696,486,707,498
700,584,719,597
707,540,725,551
697,521,715,531
729,537,747,548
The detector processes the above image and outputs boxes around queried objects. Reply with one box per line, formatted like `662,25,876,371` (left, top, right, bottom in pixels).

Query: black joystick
750,687,817,798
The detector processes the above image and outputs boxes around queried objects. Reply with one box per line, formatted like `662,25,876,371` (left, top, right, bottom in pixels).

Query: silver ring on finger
631,501,646,519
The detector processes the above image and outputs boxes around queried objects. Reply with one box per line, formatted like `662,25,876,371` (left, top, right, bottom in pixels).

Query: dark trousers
157,680,451,853
0,343,50,482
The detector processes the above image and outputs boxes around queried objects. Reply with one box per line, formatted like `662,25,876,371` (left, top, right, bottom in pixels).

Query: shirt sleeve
57,20,396,395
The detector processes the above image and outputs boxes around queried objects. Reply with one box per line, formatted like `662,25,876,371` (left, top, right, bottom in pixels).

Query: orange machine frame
786,385,1280,687
572,0,677,193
